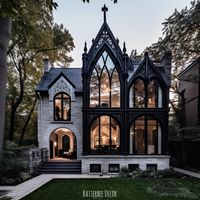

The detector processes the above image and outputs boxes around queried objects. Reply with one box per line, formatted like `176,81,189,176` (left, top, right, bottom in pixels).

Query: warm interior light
54,141,57,147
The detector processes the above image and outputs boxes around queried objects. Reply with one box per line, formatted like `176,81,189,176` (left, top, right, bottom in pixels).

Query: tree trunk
9,65,24,141
19,96,37,145
0,17,12,163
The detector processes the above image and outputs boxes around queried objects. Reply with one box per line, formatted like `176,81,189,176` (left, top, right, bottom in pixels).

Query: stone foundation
81,155,170,174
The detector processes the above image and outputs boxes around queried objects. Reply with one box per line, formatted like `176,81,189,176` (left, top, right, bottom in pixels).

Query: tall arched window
90,51,120,107
129,116,162,155
129,79,145,108
54,92,71,121
90,115,120,154
129,79,162,108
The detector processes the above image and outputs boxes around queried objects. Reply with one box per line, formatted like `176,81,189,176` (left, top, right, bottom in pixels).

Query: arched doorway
49,128,77,160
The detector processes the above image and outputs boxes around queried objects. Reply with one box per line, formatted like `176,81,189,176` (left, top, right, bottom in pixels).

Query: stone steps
37,160,81,174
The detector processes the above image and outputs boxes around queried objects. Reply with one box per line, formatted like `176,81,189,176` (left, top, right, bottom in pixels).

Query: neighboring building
176,57,200,167
178,57,200,126
36,6,171,173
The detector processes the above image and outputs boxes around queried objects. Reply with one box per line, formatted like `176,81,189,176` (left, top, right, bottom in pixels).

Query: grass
21,178,200,200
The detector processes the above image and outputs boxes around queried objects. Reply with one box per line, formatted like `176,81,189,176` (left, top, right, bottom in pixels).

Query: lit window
90,115,120,154
90,51,120,107
129,116,162,155
54,92,71,121
129,79,162,108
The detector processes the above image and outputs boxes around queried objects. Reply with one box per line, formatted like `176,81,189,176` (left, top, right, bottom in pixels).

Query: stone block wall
81,155,170,174
37,95,83,160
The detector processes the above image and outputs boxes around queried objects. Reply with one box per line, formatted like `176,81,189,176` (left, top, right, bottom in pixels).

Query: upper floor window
54,92,71,121
129,79,162,108
90,51,120,108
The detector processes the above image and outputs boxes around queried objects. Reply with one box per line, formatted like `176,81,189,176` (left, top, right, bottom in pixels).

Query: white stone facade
37,76,82,160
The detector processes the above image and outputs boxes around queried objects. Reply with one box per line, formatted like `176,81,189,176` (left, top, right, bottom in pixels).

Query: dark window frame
130,78,162,108
146,164,157,172
54,92,71,121
90,164,101,173
129,115,160,155
128,164,139,171
108,164,120,173
90,115,120,155
89,50,121,108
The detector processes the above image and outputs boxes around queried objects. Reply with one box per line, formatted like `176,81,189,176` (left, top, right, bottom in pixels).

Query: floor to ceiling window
90,51,120,108
90,115,120,154
129,116,162,155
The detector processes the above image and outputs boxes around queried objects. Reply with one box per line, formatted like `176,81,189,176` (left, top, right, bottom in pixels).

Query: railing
28,148,48,173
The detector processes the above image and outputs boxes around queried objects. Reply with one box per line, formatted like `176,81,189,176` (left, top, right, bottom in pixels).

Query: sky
53,0,192,67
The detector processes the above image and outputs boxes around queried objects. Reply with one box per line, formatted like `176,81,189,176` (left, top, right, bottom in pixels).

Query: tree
0,0,58,162
146,0,200,166
147,0,200,75
6,6,74,142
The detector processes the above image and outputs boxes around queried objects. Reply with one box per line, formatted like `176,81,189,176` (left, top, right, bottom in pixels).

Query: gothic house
36,6,171,173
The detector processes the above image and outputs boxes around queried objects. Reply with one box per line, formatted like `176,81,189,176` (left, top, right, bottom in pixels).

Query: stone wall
81,155,170,174
28,148,48,173
37,95,83,160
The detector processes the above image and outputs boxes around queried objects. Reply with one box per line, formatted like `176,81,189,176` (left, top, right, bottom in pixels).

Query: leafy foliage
4,1,74,144
147,0,200,74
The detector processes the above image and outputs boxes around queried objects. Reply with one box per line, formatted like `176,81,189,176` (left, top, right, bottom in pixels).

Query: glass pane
102,51,108,63
100,68,110,107
129,84,134,108
55,93,62,98
111,68,120,107
90,118,100,151
55,99,62,120
111,118,120,154
148,80,157,108
106,54,115,74
135,80,145,108
90,69,99,107
100,116,110,146
63,93,69,98
63,98,70,120
135,117,145,154
95,55,104,75
129,123,134,154
147,120,158,154
158,86,163,108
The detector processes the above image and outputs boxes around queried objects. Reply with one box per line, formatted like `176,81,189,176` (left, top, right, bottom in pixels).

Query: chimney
160,51,172,80
43,58,51,73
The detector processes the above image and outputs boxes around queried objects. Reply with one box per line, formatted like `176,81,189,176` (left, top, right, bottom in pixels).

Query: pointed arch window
90,115,120,154
129,116,162,155
90,51,120,107
129,79,162,108
54,92,71,121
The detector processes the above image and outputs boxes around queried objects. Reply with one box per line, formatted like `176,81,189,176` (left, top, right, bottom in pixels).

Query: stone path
0,174,111,200
173,167,200,179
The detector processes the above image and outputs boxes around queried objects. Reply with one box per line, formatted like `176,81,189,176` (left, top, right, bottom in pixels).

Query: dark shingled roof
36,68,82,93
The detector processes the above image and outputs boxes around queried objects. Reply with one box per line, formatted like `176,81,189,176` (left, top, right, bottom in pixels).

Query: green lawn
21,178,200,200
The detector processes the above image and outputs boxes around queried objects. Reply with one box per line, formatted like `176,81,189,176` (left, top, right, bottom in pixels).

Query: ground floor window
129,116,162,155
90,115,120,154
